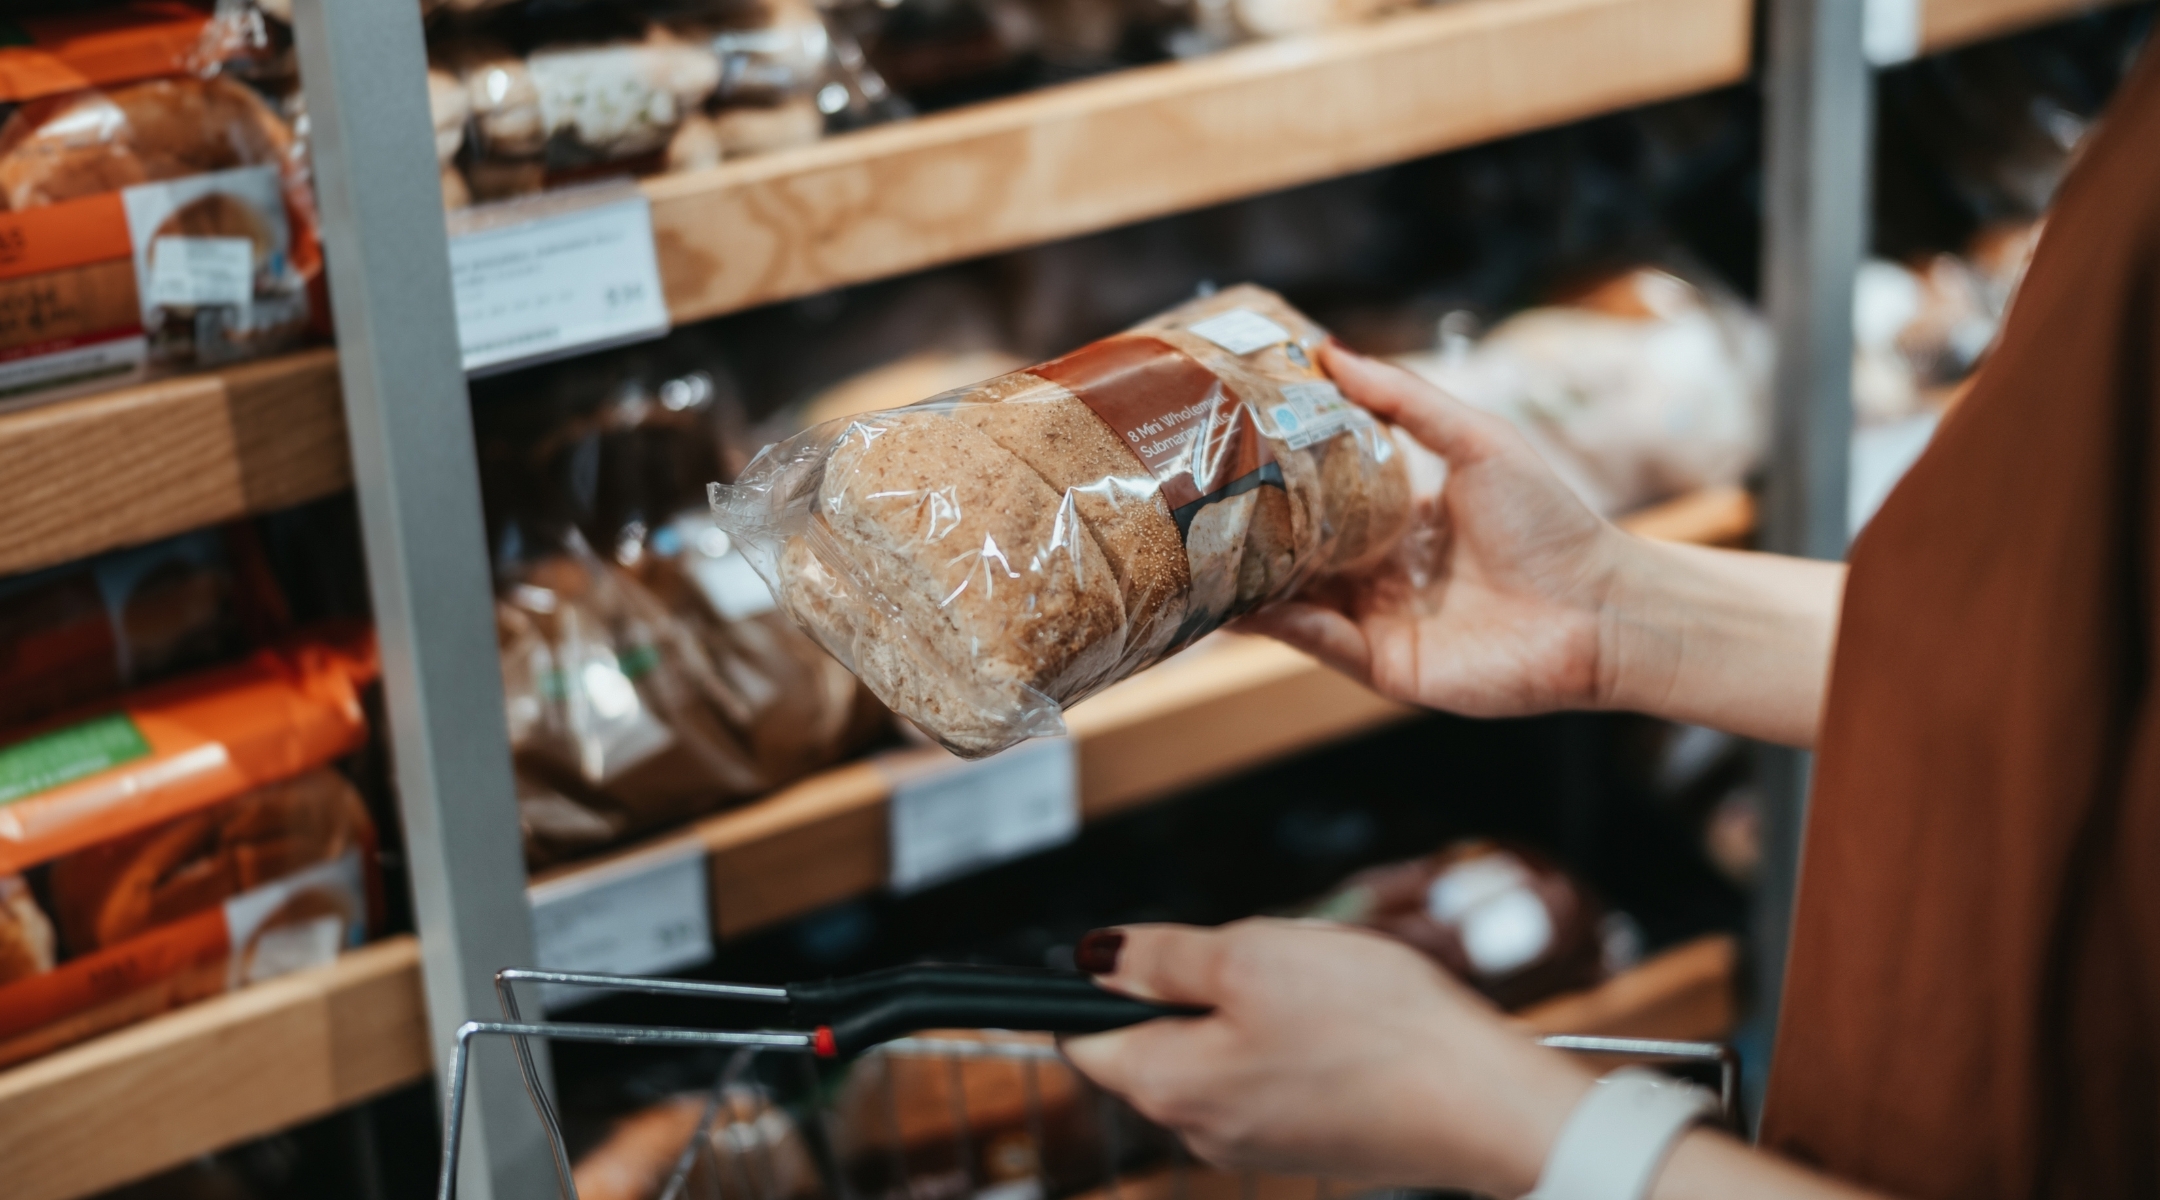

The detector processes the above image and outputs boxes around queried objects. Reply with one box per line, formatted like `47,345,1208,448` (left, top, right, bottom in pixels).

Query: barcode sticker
528,839,712,1008
1254,380,1367,450
1187,308,1291,355
888,738,1079,894
145,237,254,311
449,190,670,374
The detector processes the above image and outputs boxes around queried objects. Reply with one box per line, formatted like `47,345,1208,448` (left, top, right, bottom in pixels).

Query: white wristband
1526,1068,1718,1200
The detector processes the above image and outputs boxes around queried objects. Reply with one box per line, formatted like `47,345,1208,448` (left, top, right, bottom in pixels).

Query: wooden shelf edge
0,935,429,1200
1920,0,2144,53
0,349,349,578
645,0,1752,323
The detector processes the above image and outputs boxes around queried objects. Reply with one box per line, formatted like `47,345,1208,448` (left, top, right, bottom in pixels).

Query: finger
1320,342,1499,463
1086,923,1232,1007
1230,603,1373,687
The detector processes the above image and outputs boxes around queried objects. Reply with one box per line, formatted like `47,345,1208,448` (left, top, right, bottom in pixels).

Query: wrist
1587,530,1684,715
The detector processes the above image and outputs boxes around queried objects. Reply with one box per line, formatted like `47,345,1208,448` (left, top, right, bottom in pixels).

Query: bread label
144,236,253,314
1255,379,1367,450
1035,335,1284,540
1186,307,1292,355
0,713,151,806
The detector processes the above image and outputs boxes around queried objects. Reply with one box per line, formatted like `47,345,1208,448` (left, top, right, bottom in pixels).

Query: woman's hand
1240,345,1628,718
1243,343,1848,748
1060,919,1594,1197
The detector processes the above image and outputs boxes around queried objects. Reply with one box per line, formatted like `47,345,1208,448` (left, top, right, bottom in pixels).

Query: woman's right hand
1248,342,1846,748
1241,343,1632,719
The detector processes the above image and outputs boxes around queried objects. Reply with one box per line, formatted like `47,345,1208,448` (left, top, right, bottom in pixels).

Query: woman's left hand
1060,919,1595,1198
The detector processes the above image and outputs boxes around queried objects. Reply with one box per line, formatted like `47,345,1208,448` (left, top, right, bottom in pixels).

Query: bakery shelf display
643,0,1754,324
0,349,348,579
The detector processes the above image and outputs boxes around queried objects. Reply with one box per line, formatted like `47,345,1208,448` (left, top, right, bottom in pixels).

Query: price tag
528,839,712,1009
448,186,670,374
1863,0,1921,65
887,738,1079,895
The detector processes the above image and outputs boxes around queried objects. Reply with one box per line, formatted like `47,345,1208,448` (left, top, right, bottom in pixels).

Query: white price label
1187,308,1291,355
1863,0,1921,65
449,193,670,373
146,237,254,311
528,840,712,1009
888,738,1079,894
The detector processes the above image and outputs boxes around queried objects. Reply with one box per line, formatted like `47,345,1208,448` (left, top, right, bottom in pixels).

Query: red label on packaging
0,192,135,281
1034,335,1282,537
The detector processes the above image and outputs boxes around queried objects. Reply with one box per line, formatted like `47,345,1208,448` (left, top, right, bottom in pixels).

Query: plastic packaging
0,766,377,1067
0,625,377,876
499,532,881,867
711,284,1413,757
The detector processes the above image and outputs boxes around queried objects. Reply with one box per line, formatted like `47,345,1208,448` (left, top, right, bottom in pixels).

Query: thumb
1321,342,1503,465
1230,603,1373,688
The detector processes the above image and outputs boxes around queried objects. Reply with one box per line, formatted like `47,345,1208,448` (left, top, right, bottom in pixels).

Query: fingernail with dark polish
1074,930,1124,974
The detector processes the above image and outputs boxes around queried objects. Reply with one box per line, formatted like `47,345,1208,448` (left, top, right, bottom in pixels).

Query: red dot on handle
814,1026,837,1057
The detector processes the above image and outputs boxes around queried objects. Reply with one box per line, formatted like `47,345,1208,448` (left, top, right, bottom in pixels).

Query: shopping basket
439,966,1738,1200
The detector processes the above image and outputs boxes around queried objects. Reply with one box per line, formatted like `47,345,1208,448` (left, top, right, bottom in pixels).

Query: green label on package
0,713,153,805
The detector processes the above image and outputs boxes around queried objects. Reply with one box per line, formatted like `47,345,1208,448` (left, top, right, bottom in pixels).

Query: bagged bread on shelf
0,624,381,1066
500,530,880,867
440,31,723,197
1298,838,1614,1010
0,624,377,876
0,767,377,1067
0,71,324,404
1394,267,1769,517
0,525,290,730
712,284,1412,757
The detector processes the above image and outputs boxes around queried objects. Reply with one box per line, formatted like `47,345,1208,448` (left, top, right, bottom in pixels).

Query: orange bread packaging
0,8,324,409
0,624,381,1065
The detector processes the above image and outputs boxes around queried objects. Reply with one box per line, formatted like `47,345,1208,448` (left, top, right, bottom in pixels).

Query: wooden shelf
643,0,1753,323
0,349,349,578
1920,0,2145,52
0,937,427,1200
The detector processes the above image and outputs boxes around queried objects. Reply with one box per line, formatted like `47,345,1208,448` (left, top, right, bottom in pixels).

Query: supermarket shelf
1921,0,2146,52
643,0,1753,323
0,349,349,579
0,489,1749,1200
0,937,427,1200
532,483,1758,942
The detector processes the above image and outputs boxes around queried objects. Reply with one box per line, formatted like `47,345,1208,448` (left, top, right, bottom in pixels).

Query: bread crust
0,76,293,211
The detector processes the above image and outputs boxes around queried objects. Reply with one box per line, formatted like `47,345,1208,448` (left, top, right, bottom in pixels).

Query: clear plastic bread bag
710,284,1416,758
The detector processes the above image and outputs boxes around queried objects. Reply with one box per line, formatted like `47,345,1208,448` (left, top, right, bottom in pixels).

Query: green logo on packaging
0,713,154,805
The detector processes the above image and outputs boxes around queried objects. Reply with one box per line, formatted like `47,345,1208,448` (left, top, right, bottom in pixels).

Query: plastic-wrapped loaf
712,285,1412,757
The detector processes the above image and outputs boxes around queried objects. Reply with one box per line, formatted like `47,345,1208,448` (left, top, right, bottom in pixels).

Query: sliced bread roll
791,411,1127,754
948,372,1192,670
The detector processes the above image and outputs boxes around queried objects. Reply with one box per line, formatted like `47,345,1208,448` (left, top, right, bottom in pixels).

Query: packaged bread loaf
711,285,1412,756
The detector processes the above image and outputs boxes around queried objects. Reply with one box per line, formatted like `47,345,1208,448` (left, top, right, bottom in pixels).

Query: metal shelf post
1755,0,1870,1117
288,3,554,1196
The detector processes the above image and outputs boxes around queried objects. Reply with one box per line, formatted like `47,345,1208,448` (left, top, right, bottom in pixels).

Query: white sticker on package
1255,380,1367,449
1187,308,1291,355
146,237,255,312
221,850,368,989
120,164,290,326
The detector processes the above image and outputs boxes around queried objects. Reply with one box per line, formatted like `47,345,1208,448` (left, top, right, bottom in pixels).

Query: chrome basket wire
440,968,1740,1200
